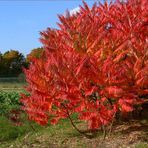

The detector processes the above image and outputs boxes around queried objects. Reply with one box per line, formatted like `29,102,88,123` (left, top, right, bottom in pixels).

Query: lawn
0,115,148,148
0,82,26,92
0,89,147,148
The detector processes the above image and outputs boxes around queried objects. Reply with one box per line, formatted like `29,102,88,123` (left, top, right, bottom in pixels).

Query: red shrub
21,0,148,130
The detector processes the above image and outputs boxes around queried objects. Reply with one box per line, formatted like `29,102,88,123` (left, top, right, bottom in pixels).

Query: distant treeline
0,48,44,77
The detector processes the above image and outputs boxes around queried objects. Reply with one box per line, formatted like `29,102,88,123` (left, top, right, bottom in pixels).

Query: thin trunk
61,103,94,139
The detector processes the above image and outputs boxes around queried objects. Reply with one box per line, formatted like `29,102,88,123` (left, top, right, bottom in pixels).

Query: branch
61,103,94,139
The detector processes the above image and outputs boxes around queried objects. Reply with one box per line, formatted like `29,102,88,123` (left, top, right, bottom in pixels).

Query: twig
102,125,107,140
61,103,94,139
29,122,36,132
108,112,115,137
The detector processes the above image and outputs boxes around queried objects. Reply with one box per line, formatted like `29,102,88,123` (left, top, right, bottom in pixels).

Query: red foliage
21,0,148,130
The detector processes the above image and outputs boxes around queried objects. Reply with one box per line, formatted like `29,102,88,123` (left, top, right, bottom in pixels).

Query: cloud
69,7,80,16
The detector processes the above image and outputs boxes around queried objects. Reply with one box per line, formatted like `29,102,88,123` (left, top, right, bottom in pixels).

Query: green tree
0,50,26,77
0,52,5,76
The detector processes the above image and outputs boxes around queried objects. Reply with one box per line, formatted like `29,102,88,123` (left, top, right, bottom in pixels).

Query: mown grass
0,112,148,148
0,82,26,92
135,142,148,148
0,116,44,147
0,115,85,148
1,114,147,148
0,90,147,148
0,116,41,141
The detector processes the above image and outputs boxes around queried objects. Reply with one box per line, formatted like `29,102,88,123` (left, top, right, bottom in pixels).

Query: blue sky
0,0,96,56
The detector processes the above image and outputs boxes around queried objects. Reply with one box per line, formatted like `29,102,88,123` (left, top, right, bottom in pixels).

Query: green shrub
0,91,21,116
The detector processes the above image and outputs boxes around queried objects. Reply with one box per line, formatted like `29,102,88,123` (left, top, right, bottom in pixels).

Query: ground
0,82,147,148
0,117,147,148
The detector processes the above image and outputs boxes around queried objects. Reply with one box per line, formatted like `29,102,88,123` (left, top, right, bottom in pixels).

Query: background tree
26,47,44,62
0,52,2,60
0,50,26,77
0,52,4,76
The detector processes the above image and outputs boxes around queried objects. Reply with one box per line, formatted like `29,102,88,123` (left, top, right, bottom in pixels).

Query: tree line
0,48,44,77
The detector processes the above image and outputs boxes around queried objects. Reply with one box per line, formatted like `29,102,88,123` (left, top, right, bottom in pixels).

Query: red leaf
104,86,125,98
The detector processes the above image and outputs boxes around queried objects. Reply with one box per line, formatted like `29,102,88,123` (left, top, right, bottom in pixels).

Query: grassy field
0,83,148,148
0,115,148,148
0,82,26,92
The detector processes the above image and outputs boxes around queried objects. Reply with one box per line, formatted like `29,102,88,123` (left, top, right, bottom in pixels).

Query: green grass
0,115,148,148
0,116,42,142
0,86,147,147
0,90,91,147
135,142,148,148
0,115,83,148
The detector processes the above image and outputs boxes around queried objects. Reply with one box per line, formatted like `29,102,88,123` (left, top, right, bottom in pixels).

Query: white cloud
69,7,80,16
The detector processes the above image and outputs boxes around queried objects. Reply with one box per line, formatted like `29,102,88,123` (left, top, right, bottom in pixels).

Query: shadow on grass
111,119,148,144
121,125,148,134
120,124,148,142
65,126,103,139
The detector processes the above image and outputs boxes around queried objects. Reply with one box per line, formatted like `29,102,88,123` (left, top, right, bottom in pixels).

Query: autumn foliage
21,0,148,131
26,47,44,62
